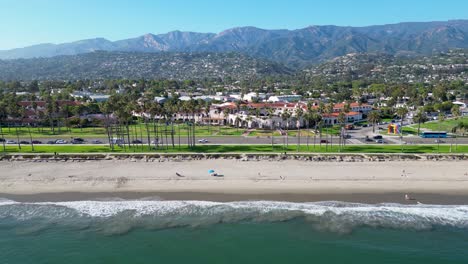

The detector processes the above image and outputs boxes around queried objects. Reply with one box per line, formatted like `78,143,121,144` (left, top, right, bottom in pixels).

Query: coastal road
5,135,468,147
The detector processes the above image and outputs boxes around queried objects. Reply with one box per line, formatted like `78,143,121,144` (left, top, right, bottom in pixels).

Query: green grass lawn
411,116,468,132
0,124,245,138
2,144,467,154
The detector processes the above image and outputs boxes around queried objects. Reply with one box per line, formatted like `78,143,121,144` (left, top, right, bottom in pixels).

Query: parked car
47,140,56,144
375,139,384,144
434,139,444,143
132,139,143,144
0,138,5,142
19,141,30,144
31,140,42,144
365,138,374,142
6,140,16,144
373,135,383,140
91,140,102,144
71,138,85,144
55,139,67,144
198,139,209,143
320,139,329,144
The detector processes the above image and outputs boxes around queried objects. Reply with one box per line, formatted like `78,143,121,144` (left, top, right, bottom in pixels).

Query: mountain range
2,20,468,68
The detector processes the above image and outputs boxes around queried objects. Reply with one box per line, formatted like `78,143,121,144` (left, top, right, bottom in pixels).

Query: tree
223,108,230,127
437,112,445,153
451,122,467,152
396,107,409,152
281,110,291,149
412,109,427,136
266,107,275,149
451,105,461,119
337,110,346,151
367,111,381,133
295,108,304,152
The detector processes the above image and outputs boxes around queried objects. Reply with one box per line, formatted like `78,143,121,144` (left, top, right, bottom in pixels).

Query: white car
198,139,209,143
55,139,67,144
6,140,16,144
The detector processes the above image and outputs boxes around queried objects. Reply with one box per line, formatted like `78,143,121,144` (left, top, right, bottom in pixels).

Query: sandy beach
1,159,468,203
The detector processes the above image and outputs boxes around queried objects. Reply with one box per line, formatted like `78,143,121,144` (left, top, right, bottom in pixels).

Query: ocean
1,199,468,264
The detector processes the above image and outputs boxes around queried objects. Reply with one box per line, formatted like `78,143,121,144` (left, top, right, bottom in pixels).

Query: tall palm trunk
306,120,310,151
0,122,6,153
145,118,151,150
15,126,21,150
28,124,34,152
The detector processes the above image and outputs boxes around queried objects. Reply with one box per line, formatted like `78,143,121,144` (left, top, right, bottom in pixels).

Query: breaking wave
1,199,468,234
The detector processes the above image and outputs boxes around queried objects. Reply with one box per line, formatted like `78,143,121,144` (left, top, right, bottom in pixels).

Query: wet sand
3,191,468,205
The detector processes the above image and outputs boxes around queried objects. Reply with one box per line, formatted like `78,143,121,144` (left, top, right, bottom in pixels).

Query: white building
268,95,302,103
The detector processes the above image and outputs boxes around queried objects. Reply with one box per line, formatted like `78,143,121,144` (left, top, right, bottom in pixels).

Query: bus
420,131,447,138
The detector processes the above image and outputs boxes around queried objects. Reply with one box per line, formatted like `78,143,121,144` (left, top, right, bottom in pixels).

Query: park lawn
249,130,282,137
0,124,245,139
413,116,468,132
286,129,316,137
3,144,467,154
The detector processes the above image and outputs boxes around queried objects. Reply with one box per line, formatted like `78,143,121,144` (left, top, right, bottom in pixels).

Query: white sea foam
1,200,468,232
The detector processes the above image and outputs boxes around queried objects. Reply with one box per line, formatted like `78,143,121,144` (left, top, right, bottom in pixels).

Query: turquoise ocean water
1,199,468,264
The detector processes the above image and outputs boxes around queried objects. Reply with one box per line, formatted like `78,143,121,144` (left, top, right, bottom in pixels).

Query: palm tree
266,107,275,149
413,108,427,136
234,116,241,133
451,122,467,152
205,101,212,134
396,107,409,152
437,112,445,153
281,110,291,149
367,111,381,133
337,110,346,151
295,107,304,152
223,107,230,129
325,103,335,151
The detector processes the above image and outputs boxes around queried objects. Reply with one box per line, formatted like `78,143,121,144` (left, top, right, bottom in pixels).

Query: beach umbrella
208,169,215,174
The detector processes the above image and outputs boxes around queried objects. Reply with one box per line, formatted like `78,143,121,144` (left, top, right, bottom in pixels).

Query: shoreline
3,191,468,205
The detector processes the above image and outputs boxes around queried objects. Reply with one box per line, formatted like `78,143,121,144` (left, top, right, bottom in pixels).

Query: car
0,138,5,142
373,135,383,140
71,139,85,144
434,139,444,143
198,139,209,143
55,139,67,144
365,138,373,142
91,140,102,144
362,124,368,127
31,140,42,144
375,139,384,144
132,139,143,144
320,139,329,144
6,140,16,144
19,141,30,144
47,140,56,144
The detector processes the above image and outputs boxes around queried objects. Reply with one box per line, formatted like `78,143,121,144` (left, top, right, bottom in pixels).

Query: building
268,95,302,103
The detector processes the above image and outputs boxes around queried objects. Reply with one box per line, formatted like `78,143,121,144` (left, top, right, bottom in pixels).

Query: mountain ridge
2,20,468,67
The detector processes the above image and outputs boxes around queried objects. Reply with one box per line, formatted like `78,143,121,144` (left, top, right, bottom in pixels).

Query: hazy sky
1,0,467,50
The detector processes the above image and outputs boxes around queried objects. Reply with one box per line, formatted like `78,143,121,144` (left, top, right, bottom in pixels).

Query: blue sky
1,0,467,50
